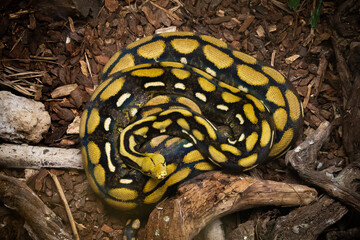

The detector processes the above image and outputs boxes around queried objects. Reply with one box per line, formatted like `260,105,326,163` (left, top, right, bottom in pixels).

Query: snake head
141,153,167,179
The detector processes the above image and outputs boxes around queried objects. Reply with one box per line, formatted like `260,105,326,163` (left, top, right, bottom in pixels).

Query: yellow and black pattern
80,32,303,213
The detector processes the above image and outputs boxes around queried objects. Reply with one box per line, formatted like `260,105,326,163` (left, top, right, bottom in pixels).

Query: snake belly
80,32,303,212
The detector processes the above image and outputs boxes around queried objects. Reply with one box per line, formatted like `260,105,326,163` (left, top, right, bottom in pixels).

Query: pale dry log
286,121,360,212
139,172,317,240
0,173,72,240
0,143,82,169
256,194,348,240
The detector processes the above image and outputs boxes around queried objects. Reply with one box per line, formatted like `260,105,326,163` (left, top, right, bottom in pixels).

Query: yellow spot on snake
93,164,105,186
108,188,138,201
109,54,135,75
81,147,88,169
100,77,125,101
194,116,217,140
122,63,152,72
194,162,215,171
149,135,168,148
171,68,190,79
218,81,240,93
222,92,241,103
165,137,181,147
266,86,285,107
90,77,113,101
246,94,265,112
80,109,88,138
87,141,101,164
102,51,120,74
269,129,294,157
160,32,194,37
161,62,184,68
273,108,288,131
141,107,163,117
192,67,213,79
183,150,204,163
192,129,204,141
144,185,168,204
177,97,202,114
246,132,258,152
105,198,137,211
87,108,100,134
237,65,269,85
203,45,234,69
131,68,164,77
260,120,271,147
145,95,170,107
171,38,199,54
201,35,228,48
126,35,153,49
198,77,216,92
243,104,258,124
84,169,100,195
143,178,161,193
262,66,285,84
233,50,257,64
285,90,301,121
160,108,192,117
209,146,228,163
152,119,172,130
137,40,166,59
177,118,190,131
238,153,258,168
220,144,241,156
133,127,149,136
166,167,191,186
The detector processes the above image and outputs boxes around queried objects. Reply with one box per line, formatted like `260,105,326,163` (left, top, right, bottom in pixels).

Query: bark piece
0,173,72,240
286,121,360,212
256,195,348,240
0,143,82,169
138,172,317,240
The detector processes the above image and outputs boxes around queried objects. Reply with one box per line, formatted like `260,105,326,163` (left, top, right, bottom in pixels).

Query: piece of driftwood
0,173,72,240
330,26,360,161
255,194,348,240
138,172,317,240
286,121,360,212
0,143,82,169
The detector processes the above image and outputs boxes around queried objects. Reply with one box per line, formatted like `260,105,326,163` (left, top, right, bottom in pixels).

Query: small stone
0,91,51,143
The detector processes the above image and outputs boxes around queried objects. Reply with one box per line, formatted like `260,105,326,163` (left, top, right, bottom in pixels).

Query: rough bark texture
256,195,348,240
0,173,72,240
138,172,317,240
0,143,82,169
286,121,360,212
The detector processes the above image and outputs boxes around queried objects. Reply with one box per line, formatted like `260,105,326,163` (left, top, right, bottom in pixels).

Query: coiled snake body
80,32,303,216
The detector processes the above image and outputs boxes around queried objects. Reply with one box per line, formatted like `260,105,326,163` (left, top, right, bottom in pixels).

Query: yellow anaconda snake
80,32,303,215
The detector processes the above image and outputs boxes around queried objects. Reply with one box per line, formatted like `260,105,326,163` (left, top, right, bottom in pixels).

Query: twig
149,1,181,21
1,58,62,65
0,144,82,169
49,170,80,240
0,173,72,240
84,52,93,78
